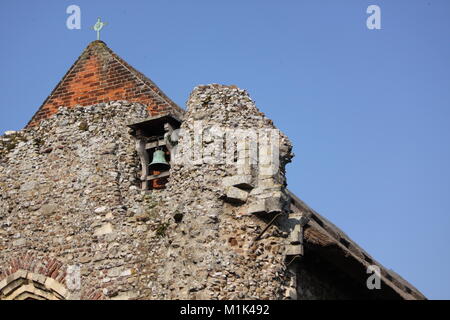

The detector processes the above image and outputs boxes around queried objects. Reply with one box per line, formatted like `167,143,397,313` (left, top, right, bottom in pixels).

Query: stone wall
0,85,365,300
142,84,296,299
1,101,156,299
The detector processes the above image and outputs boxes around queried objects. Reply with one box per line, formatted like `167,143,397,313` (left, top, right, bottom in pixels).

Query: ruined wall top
0,85,302,300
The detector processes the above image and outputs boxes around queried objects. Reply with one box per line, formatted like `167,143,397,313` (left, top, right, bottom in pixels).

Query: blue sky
1,1,449,299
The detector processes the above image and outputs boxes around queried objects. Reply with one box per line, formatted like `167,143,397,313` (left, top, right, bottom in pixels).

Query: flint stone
94,223,113,236
40,203,59,216
94,206,107,214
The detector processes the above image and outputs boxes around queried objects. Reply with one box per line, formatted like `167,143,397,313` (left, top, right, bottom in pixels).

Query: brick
26,40,182,128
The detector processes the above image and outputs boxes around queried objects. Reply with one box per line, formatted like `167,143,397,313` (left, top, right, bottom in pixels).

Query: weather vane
92,17,107,40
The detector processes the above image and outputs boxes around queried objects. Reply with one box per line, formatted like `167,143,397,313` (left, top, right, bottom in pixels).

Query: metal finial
92,17,107,40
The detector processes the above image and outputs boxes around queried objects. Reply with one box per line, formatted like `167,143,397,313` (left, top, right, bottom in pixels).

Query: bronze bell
149,149,170,171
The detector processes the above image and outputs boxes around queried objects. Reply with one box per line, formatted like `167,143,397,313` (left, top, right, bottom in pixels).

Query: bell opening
149,149,170,172
149,162,170,172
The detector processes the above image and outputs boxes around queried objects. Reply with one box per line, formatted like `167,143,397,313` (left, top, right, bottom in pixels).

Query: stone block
286,244,303,256
0,278,7,292
285,287,298,300
94,223,113,236
258,178,282,189
290,225,302,244
108,267,123,277
111,291,138,300
222,175,254,190
224,186,248,204
13,238,26,246
27,273,47,286
45,277,69,298
259,165,278,176
94,206,107,214
39,203,58,216
265,197,282,214
246,200,266,215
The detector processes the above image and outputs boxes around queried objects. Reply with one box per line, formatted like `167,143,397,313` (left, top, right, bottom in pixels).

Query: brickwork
26,41,183,127
0,254,104,300
0,254,66,282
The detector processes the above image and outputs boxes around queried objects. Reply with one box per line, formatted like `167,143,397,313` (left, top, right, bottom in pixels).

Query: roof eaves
287,189,426,300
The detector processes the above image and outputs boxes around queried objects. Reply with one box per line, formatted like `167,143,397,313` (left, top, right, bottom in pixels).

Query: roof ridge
99,43,183,115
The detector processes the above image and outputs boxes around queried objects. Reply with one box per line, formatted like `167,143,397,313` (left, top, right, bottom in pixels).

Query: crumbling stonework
0,37,427,300
1,101,157,299
0,85,425,300
143,84,296,299
0,82,302,300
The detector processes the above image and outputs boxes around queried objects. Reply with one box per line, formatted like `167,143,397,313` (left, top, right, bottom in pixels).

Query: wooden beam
146,171,170,181
135,138,149,190
145,139,166,150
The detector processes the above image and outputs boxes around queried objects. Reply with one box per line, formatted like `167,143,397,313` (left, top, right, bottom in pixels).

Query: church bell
149,149,170,171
